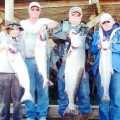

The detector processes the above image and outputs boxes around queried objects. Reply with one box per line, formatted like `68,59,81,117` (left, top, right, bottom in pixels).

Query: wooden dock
10,104,99,120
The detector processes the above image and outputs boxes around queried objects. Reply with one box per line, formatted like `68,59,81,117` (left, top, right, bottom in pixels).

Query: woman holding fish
90,13,120,120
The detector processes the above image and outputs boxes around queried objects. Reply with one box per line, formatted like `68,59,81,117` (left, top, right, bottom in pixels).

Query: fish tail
102,95,110,101
82,69,86,80
21,93,34,103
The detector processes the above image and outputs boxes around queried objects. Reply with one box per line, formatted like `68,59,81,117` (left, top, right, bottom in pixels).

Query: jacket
52,20,93,62
0,31,25,73
90,23,120,76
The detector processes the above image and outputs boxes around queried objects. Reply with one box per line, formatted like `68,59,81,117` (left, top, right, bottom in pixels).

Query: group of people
0,1,120,120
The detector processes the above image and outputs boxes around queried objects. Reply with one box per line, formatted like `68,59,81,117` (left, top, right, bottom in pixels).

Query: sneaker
39,118,46,120
26,118,34,120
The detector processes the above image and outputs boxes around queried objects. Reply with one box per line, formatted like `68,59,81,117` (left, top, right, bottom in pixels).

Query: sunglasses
31,8,40,11
71,13,81,17
102,21,110,24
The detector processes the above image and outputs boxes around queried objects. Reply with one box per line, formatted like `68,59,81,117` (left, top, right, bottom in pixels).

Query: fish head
102,40,111,49
70,33,86,48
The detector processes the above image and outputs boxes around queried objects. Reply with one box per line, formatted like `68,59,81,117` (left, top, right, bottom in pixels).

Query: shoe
39,118,46,120
26,118,34,120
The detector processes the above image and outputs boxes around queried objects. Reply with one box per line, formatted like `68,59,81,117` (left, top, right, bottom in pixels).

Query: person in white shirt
20,2,58,120
0,20,24,120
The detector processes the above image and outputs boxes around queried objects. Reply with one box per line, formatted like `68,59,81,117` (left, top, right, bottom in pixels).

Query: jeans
25,58,49,119
96,70,120,120
57,63,92,116
0,73,22,120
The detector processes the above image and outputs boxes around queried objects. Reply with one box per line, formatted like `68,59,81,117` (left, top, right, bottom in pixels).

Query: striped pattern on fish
7,45,33,103
64,32,86,115
35,30,50,88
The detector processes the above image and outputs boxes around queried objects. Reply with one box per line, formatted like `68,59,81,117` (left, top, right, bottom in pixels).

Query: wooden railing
10,104,99,119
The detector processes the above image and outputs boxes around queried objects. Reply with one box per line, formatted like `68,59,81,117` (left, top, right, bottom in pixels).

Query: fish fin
81,69,86,80
64,89,68,95
43,78,49,88
48,80,54,86
111,69,114,74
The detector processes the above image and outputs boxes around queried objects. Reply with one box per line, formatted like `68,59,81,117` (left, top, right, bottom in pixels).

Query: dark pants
0,73,24,120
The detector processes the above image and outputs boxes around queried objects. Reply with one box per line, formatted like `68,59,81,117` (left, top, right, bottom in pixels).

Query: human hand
97,42,102,50
101,41,110,50
68,29,77,39
8,44,18,54
39,29,48,41
39,24,48,35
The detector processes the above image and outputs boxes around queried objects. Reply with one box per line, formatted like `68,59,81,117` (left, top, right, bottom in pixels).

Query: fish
64,30,86,116
7,44,34,103
98,28,114,101
35,30,53,88
99,40,114,101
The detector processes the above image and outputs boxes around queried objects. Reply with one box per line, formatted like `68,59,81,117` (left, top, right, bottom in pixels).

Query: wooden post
5,0,14,27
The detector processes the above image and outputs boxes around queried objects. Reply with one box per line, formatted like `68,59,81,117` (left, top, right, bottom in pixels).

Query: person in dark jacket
52,6,92,119
90,13,120,120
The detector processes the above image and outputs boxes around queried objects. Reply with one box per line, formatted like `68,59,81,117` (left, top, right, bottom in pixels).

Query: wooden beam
89,0,99,4
0,1,120,10
0,11,20,21
5,0,14,27
96,0,101,13
10,104,99,119
87,12,104,28
0,1,90,10
0,17,3,23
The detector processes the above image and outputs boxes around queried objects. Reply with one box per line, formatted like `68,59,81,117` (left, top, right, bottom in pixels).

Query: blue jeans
25,58,49,119
57,63,92,116
96,70,120,120
0,73,22,120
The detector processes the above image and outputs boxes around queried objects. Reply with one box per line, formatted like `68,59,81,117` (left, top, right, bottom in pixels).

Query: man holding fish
0,20,24,120
52,6,92,119
20,2,58,120
90,13,120,120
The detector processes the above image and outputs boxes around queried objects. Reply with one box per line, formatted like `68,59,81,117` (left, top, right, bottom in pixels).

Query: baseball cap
69,6,82,15
5,20,24,31
100,13,113,24
29,2,41,9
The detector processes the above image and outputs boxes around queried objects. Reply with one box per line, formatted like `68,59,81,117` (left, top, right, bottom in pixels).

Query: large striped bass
7,45,34,103
35,30,51,88
64,30,86,115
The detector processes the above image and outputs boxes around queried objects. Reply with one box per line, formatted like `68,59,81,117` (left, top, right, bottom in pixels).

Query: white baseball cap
100,13,113,24
29,2,41,9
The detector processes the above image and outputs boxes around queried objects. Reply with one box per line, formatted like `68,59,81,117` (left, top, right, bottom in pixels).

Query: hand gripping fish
35,30,51,88
64,30,86,116
99,28,116,101
7,44,34,103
